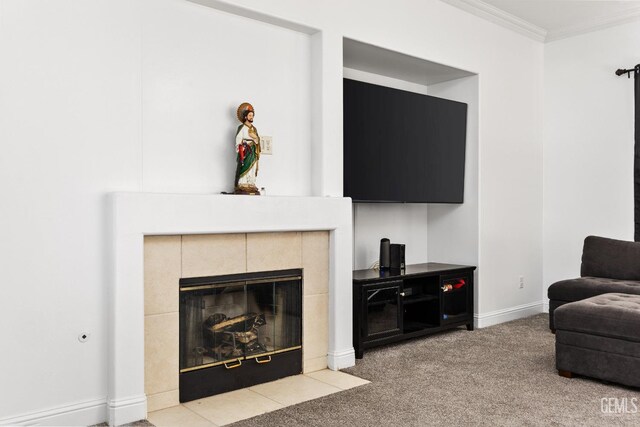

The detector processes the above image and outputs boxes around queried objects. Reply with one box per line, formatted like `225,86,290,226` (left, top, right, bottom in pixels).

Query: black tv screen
343,78,467,203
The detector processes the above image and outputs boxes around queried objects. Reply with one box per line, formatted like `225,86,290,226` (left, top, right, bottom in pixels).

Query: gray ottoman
555,293,640,388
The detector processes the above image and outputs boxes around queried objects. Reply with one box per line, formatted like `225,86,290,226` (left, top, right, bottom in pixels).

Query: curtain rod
615,64,640,78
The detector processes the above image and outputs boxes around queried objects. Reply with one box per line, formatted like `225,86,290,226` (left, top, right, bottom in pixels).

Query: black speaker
390,244,405,270
379,238,390,270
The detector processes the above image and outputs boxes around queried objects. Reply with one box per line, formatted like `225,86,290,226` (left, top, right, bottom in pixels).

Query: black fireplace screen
179,269,302,373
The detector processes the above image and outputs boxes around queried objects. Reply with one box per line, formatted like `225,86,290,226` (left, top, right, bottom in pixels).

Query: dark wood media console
353,262,476,358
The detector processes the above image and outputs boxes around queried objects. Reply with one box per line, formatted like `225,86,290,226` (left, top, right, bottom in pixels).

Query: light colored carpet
92,420,153,426
230,314,640,426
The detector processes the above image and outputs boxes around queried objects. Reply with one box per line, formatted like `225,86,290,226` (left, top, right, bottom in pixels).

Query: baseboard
108,394,147,427
0,398,107,426
543,301,549,313
474,301,544,328
327,348,356,370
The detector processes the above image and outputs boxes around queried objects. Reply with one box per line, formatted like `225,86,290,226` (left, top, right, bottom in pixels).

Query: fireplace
179,269,303,401
142,230,336,412
108,193,354,426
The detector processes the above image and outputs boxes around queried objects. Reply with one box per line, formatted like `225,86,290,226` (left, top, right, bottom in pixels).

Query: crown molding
546,5,640,42
441,0,547,42
442,0,640,43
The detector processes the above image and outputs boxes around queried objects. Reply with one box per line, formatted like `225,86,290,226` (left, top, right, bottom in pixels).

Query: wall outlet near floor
519,276,524,289
261,135,273,155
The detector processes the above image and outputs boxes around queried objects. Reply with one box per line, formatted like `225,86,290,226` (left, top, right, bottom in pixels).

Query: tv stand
352,262,476,358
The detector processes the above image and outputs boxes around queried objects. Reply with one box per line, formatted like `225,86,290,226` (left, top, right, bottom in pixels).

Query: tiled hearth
144,231,330,412
147,370,369,426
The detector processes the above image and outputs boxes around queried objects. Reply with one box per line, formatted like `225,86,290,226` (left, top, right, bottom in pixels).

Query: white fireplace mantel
108,193,354,426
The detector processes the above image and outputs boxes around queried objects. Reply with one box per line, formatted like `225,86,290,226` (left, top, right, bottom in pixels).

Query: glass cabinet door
363,280,403,339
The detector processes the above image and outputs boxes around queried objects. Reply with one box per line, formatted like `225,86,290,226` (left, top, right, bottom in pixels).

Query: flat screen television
343,78,467,203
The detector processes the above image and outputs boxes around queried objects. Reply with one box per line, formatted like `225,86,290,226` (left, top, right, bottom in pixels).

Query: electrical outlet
261,135,273,155
519,276,524,289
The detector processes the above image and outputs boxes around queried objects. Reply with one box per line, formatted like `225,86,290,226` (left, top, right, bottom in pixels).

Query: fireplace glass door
179,270,302,374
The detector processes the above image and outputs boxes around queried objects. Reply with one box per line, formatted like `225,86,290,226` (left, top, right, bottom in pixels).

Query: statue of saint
234,102,261,195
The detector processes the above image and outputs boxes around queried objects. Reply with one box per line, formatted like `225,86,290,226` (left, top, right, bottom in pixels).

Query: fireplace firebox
179,269,303,402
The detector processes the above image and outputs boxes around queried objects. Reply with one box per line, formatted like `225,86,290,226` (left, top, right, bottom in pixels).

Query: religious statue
234,102,261,195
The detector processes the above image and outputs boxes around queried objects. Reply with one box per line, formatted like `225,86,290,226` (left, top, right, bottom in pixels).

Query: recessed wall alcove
343,38,480,308
180,0,343,197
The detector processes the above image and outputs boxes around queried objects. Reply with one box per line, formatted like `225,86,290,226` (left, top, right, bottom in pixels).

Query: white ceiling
442,0,640,42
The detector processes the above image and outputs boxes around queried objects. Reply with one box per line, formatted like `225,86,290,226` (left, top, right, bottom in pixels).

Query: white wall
0,0,312,423
427,76,480,303
0,0,545,424
353,204,429,269
475,38,544,316
543,22,640,301
0,0,142,421
141,0,312,195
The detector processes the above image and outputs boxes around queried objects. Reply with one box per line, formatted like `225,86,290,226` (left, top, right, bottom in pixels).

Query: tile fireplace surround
145,231,329,411
108,193,354,426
